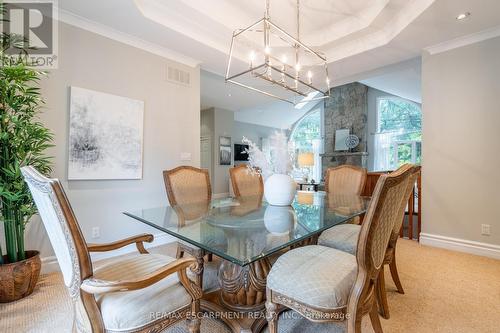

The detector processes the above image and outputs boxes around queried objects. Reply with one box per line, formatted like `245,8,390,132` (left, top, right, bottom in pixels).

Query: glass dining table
124,191,369,332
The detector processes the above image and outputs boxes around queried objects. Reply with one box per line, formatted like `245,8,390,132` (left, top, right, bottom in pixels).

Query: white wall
233,121,279,145
421,36,500,251
18,22,200,268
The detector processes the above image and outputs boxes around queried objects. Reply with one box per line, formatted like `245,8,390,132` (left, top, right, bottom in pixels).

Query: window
374,97,421,171
290,107,322,182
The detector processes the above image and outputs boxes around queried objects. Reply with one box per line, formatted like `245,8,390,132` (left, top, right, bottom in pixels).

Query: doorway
200,136,212,177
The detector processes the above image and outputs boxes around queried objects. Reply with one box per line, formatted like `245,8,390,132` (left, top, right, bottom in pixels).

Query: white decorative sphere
264,205,295,235
264,174,297,206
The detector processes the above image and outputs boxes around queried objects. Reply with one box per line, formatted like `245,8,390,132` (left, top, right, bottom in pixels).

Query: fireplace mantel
321,152,368,157
321,151,368,170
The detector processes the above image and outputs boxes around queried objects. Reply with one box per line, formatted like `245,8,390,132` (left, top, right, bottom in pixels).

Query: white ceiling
201,71,273,111
201,70,320,129
234,99,320,130
132,0,434,66
59,0,500,122
360,57,422,103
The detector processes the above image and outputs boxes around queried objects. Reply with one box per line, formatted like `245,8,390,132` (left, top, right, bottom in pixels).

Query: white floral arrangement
242,131,295,180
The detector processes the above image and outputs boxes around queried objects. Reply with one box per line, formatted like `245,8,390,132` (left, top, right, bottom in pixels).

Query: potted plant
243,131,296,206
0,4,53,302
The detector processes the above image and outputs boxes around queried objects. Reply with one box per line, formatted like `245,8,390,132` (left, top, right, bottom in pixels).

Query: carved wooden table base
218,258,272,312
191,253,272,333
201,291,269,333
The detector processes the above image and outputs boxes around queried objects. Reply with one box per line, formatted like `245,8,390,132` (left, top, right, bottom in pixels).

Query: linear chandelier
225,0,331,105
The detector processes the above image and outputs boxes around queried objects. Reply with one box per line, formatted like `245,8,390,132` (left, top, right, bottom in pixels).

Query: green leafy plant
0,3,53,264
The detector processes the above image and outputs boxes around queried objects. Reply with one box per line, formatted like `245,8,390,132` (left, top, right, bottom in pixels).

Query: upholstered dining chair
229,164,264,198
325,165,367,225
163,165,211,259
375,165,421,319
265,164,414,333
317,164,419,319
171,202,221,292
324,165,367,195
163,165,218,291
21,166,202,333
163,166,212,206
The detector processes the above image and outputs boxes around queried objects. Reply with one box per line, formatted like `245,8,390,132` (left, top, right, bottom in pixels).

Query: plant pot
264,174,297,206
0,250,41,303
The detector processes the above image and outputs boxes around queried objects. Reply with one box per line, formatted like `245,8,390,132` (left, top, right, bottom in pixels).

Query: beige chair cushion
318,224,361,255
94,253,192,331
267,245,357,310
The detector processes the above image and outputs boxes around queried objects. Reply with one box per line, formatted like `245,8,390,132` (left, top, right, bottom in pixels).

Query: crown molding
425,25,500,55
57,8,201,68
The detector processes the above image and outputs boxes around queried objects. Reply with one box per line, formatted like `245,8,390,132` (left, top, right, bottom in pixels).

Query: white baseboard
41,233,176,274
420,233,500,260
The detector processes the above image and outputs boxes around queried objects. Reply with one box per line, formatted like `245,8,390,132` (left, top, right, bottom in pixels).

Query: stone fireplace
321,82,369,178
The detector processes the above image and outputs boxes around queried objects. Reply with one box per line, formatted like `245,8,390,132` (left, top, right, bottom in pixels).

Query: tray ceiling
135,0,434,63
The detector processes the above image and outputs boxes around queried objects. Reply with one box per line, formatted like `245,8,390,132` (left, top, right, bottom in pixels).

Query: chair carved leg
376,266,390,319
389,252,404,294
369,305,384,333
265,289,278,333
176,243,185,259
187,300,201,333
190,252,205,291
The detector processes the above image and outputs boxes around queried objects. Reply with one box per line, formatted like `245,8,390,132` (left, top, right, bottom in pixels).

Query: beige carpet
1,239,499,333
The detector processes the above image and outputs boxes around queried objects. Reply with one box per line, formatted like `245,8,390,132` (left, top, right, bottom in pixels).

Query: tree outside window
374,97,422,171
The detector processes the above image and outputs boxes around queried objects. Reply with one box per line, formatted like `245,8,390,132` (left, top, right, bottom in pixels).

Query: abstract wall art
219,136,232,165
68,87,144,180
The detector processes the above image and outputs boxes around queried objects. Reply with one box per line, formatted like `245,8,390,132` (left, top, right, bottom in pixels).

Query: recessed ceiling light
456,12,471,20
228,93,232,97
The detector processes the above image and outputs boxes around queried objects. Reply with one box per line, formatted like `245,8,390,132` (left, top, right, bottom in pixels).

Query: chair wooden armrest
80,257,202,300
87,233,154,254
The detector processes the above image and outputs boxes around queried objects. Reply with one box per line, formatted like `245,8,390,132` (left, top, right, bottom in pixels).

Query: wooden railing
361,168,422,241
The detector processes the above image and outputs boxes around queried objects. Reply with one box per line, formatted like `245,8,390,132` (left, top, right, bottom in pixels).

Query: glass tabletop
124,192,370,266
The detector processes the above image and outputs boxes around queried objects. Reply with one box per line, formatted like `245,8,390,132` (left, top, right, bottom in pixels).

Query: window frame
374,95,422,170
289,103,323,149
289,103,324,181
375,96,421,134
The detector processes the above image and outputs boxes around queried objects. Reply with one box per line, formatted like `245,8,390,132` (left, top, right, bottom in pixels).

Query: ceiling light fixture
225,0,330,105
456,12,471,20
